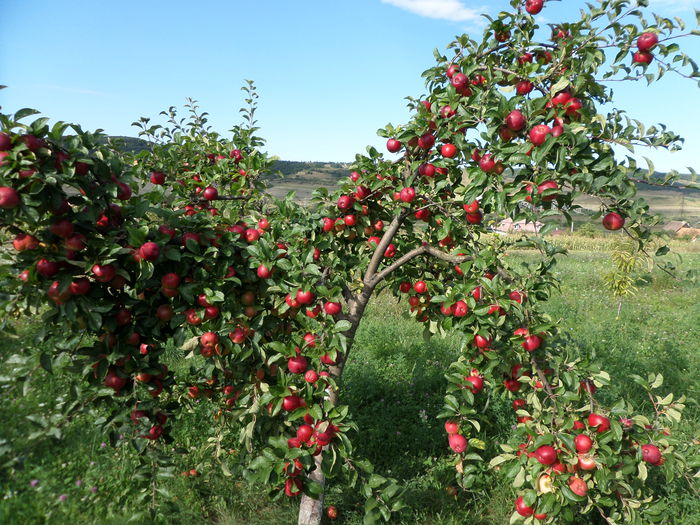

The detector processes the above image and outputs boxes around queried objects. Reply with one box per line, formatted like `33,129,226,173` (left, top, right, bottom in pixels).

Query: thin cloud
36,84,112,97
647,0,698,12
381,0,483,22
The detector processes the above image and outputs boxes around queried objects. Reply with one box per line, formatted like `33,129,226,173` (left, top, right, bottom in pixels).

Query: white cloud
646,0,698,12
381,0,483,22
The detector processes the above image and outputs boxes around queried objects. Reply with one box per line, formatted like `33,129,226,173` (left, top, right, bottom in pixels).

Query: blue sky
1,0,698,171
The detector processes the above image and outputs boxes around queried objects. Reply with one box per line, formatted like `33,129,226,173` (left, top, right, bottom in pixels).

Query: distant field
265,166,700,225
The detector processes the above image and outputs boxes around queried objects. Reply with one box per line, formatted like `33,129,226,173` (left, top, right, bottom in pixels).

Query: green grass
1,250,699,524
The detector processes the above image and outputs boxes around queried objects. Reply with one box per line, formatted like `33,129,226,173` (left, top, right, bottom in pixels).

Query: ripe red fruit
161,272,180,289
641,444,662,465
202,186,218,200
304,370,319,383
201,332,218,347
478,154,496,173
69,278,91,296
448,433,468,453
575,434,593,454
284,478,303,497
509,290,525,304
337,195,354,211
184,308,202,326
116,181,132,200
91,263,116,283
587,413,610,433
537,180,559,202
453,300,469,317
602,212,624,231
64,233,86,251
12,233,39,251
297,424,314,442
633,51,653,65
282,395,303,412
568,476,588,497
525,0,544,15
534,445,557,465
515,496,534,517
399,282,412,293
512,399,526,410
104,367,127,392
324,301,342,316
505,110,526,131
529,124,552,146
0,132,11,150
522,335,542,352
139,241,160,262
441,143,457,158
156,304,174,322
115,308,132,326
49,219,74,238
245,228,260,243
257,264,271,279
417,132,435,149
288,355,308,374
474,335,491,348
413,281,427,294
386,138,402,153
399,187,416,203
296,289,315,305
326,506,338,520
21,134,47,151
0,186,21,209
150,171,166,185
516,80,534,95
637,32,658,52
303,333,316,348
465,374,484,394
444,421,459,434
578,454,597,471
466,211,483,225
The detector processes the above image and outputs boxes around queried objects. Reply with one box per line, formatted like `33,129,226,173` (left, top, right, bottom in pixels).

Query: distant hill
103,136,698,219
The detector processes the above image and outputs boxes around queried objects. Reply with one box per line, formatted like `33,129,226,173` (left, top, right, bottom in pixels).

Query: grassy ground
1,249,699,524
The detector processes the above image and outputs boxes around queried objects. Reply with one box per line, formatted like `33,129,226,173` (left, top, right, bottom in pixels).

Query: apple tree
2,1,700,524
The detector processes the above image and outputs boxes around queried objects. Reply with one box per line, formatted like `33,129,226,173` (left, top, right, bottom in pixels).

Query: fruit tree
1,1,700,524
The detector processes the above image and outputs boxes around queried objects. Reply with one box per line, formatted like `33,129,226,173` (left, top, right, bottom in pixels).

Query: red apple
516,80,534,95
324,301,342,316
641,444,662,465
92,264,116,283
441,143,457,158
203,186,218,200
515,496,534,517
587,413,610,433
568,476,588,497
139,241,160,262
529,124,552,146
575,434,593,454
602,212,624,231
150,171,166,185
525,0,544,15
534,445,557,465
444,421,459,434
448,433,468,453
288,355,308,374
633,51,653,65
0,186,21,209
637,32,658,52
505,110,526,131
386,138,402,153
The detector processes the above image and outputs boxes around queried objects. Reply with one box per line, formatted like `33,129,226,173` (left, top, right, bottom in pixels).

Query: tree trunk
297,297,369,525
298,453,326,525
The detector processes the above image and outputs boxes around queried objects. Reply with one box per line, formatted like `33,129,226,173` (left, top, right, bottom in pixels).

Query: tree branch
370,244,474,287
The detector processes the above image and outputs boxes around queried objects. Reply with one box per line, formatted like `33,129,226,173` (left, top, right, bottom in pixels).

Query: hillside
105,136,699,223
